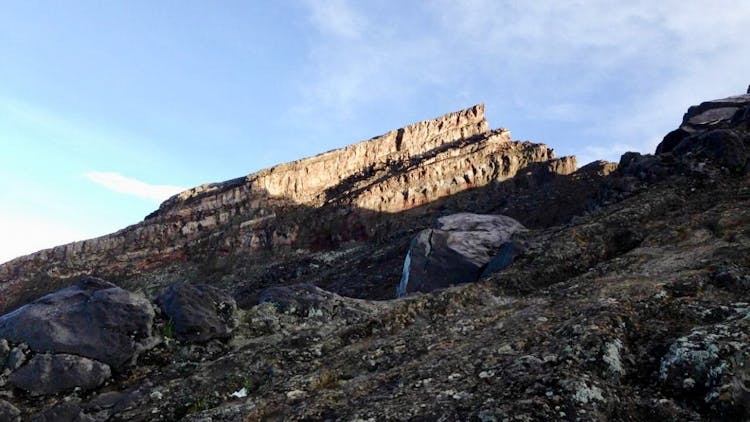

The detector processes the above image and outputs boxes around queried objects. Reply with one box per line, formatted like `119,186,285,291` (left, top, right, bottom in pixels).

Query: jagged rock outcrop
0,104,575,313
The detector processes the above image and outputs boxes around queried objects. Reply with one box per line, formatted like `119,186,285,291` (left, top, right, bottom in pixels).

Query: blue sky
2,0,750,263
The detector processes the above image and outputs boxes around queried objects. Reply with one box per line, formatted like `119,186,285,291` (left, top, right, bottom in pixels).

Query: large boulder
397,213,525,296
9,353,111,396
156,282,238,343
0,277,158,370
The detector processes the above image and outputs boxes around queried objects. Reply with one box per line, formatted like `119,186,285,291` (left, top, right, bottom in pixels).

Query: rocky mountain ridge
0,104,575,313
1,89,750,420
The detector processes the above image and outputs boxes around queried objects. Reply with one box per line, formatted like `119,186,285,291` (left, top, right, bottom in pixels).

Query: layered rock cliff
0,105,575,312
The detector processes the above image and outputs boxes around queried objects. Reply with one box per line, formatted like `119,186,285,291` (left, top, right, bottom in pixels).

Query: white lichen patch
574,383,604,404
603,339,625,377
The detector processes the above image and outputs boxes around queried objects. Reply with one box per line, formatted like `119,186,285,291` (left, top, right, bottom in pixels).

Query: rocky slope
1,89,750,421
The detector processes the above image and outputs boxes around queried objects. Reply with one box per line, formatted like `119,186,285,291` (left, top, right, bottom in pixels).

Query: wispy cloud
305,0,366,39
295,1,750,164
85,172,185,202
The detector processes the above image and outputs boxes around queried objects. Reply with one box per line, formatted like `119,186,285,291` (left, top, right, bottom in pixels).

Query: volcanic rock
0,399,20,422
9,353,111,396
398,213,525,296
0,338,9,369
0,277,157,370
31,402,96,422
156,282,238,342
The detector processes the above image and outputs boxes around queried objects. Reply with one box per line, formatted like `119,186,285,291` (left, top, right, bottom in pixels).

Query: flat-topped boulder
398,213,526,296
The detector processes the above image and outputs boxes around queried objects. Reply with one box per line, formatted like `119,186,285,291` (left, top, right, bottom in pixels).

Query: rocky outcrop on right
655,92,750,173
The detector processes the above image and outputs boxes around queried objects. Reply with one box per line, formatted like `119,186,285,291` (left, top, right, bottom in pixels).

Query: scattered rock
398,213,525,296
0,277,157,370
156,282,238,343
9,353,111,396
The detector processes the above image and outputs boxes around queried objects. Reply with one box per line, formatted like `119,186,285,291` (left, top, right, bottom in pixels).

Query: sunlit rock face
0,104,575,312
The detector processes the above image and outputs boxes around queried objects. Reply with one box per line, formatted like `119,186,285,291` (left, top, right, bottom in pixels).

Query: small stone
478,370,494,379
230,387,247,398
286,389,306,401
448,373,462,381
5,344,28,371
683,377,696,389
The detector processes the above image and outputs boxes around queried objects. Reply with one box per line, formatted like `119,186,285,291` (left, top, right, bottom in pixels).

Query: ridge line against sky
1,0,750,263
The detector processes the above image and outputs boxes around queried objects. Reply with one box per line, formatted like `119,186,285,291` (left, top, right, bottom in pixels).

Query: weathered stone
5,343,27,371
672,129,748,173
0,338,9,369
259,283,336,316
156,282,238,342
0,277,157,370
0,399,21,422
656,128,690,154
659,320,750,407
675,93,750,139
32,403,96,422
257,283,376,320
398,213,525,296
9,353,111,396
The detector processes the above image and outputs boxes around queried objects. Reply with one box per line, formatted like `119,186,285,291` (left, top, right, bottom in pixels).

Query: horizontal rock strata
0,105,574,312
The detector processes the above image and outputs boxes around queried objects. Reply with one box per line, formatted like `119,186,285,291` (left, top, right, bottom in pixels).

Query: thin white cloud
305,0,366,39
85,172,185,202
295,1,750,162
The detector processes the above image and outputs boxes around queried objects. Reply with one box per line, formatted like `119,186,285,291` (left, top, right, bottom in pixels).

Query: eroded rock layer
0,105,574,312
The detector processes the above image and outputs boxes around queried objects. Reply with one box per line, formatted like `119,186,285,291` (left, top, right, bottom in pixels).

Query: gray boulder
0,277,158,370
0,399,21,422
156,282,238,342
397,213,525,296
9,353,111,396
